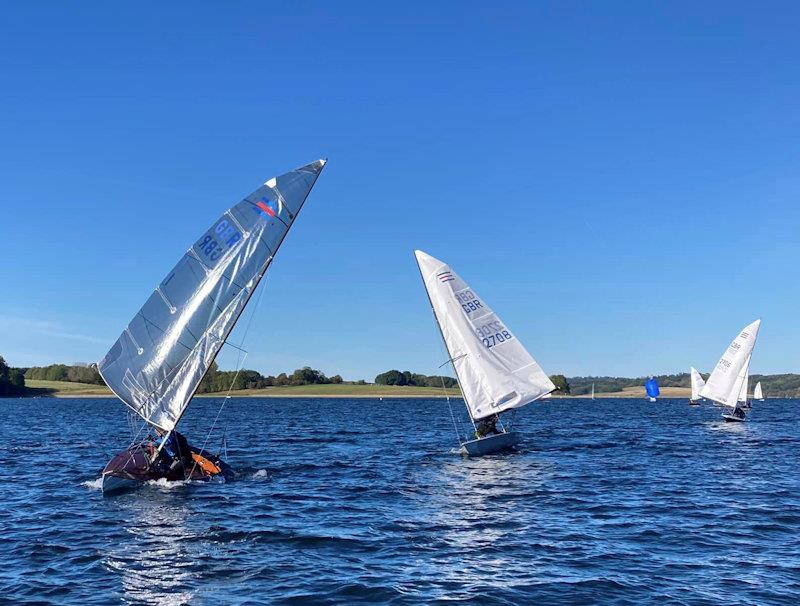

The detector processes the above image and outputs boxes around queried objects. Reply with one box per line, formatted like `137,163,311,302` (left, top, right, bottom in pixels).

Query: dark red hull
101,443,233,494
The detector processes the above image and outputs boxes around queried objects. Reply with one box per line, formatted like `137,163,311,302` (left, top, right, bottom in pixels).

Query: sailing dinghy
98,160,327,493
689,367,705,405
754,381,764,401
591,382,595,401
699,319,761,422
645,376,660,402
414,250,555,456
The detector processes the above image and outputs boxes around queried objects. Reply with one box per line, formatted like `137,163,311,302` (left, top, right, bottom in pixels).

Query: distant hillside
568,373,800,398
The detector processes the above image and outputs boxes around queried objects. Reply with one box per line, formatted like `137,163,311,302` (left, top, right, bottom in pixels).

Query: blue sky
2,2,799,380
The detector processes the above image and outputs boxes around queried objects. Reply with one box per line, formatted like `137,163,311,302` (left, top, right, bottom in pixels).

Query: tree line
25,363,104,384
0,356,25,396
197,364,350,393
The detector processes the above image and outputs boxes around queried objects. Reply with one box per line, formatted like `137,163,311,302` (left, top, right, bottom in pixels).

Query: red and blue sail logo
254,197,281,218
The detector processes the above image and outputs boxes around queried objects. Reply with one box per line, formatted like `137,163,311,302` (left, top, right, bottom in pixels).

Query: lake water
1,397,799,605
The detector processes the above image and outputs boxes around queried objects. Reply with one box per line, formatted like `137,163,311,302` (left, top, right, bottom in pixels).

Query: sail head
415,250,555,420
98,160,326,430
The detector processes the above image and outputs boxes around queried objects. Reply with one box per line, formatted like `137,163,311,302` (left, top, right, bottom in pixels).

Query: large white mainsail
754,381,764,400
690,367,705,401
700,320,761,409
99,160,326,430
415,250,555,421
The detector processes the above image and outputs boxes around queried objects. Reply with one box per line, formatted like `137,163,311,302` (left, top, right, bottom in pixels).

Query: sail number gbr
475,320,514,349
196,220,242,262
454,290,484,314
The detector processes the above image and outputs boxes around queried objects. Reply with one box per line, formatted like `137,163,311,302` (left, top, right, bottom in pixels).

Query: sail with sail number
98,160,326,431
414,250,555,421
700,319,761,409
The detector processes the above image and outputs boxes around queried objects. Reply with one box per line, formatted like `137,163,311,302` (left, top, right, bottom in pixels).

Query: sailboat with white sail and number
414,250,555,456
98,159,327,493
699,319,761,422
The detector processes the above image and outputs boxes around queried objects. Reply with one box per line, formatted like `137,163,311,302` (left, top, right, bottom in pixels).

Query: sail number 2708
475,320,513,349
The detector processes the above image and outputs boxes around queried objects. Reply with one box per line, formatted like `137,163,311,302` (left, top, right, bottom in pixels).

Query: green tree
550,374,570,394
0,356,25,396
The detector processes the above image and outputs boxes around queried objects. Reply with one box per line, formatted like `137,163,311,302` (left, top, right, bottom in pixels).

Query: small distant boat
754,381,764,401
689,367,705,405
700,319,761,422
98,160,327,493
415,250,555,456
591,382,595,401
645,376,660,403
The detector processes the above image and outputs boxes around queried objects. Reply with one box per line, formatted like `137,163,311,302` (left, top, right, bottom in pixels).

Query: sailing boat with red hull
99,160,327,493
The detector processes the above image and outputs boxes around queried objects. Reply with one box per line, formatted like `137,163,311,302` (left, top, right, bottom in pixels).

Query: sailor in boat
729,405,747,421
153,428,193,474
475,414,502,439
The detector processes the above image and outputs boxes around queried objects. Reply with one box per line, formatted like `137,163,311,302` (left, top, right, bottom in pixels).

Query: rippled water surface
1,397,799,605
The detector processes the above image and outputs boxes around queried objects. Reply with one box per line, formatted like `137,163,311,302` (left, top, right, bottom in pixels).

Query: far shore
16,380,693,399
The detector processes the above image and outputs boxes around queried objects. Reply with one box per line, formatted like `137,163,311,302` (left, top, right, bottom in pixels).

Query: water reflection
104,486,198,605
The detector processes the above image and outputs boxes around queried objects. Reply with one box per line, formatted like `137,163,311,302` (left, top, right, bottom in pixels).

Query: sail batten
415,250,555,420
99,159,326,430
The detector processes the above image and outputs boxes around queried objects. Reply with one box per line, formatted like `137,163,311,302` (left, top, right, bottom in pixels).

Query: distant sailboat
415,250,555,456
591,382,595,401
645,376,660,402
689,367,705,405
754,381,764,401
98,160,327,493
700,319,761,422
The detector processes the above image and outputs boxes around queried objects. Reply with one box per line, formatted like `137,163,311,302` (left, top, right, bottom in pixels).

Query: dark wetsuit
157,431,193,471
476,414,501,438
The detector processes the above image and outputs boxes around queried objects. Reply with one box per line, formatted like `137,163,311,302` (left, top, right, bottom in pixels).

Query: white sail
415,250,555,420
754,381,764,400
690,367,705,401
99,160,326,430
738,367,749,403
700,320,761,409
591,383,595,400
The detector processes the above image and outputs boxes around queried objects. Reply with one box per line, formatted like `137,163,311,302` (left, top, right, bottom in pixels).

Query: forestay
700,319,761,409
98,160,326,430
690,367,705,401
415,250,555,420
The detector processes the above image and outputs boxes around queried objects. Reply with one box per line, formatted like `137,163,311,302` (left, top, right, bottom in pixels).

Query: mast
414,252,476,427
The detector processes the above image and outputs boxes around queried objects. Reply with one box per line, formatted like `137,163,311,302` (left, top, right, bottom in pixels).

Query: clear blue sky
2,2,799,380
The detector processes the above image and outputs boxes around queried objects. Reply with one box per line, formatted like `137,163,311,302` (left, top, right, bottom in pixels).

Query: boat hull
459,431,520,456
722,414,746,423
101,443,233,495
689,400,700,406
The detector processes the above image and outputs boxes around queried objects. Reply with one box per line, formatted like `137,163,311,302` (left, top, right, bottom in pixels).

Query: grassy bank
20,380,694,399
21,380,463,398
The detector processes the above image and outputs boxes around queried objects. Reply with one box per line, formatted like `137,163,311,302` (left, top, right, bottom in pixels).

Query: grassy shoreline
19,380,693,399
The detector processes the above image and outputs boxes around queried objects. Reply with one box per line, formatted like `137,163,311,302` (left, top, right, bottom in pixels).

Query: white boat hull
459,431,520,456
